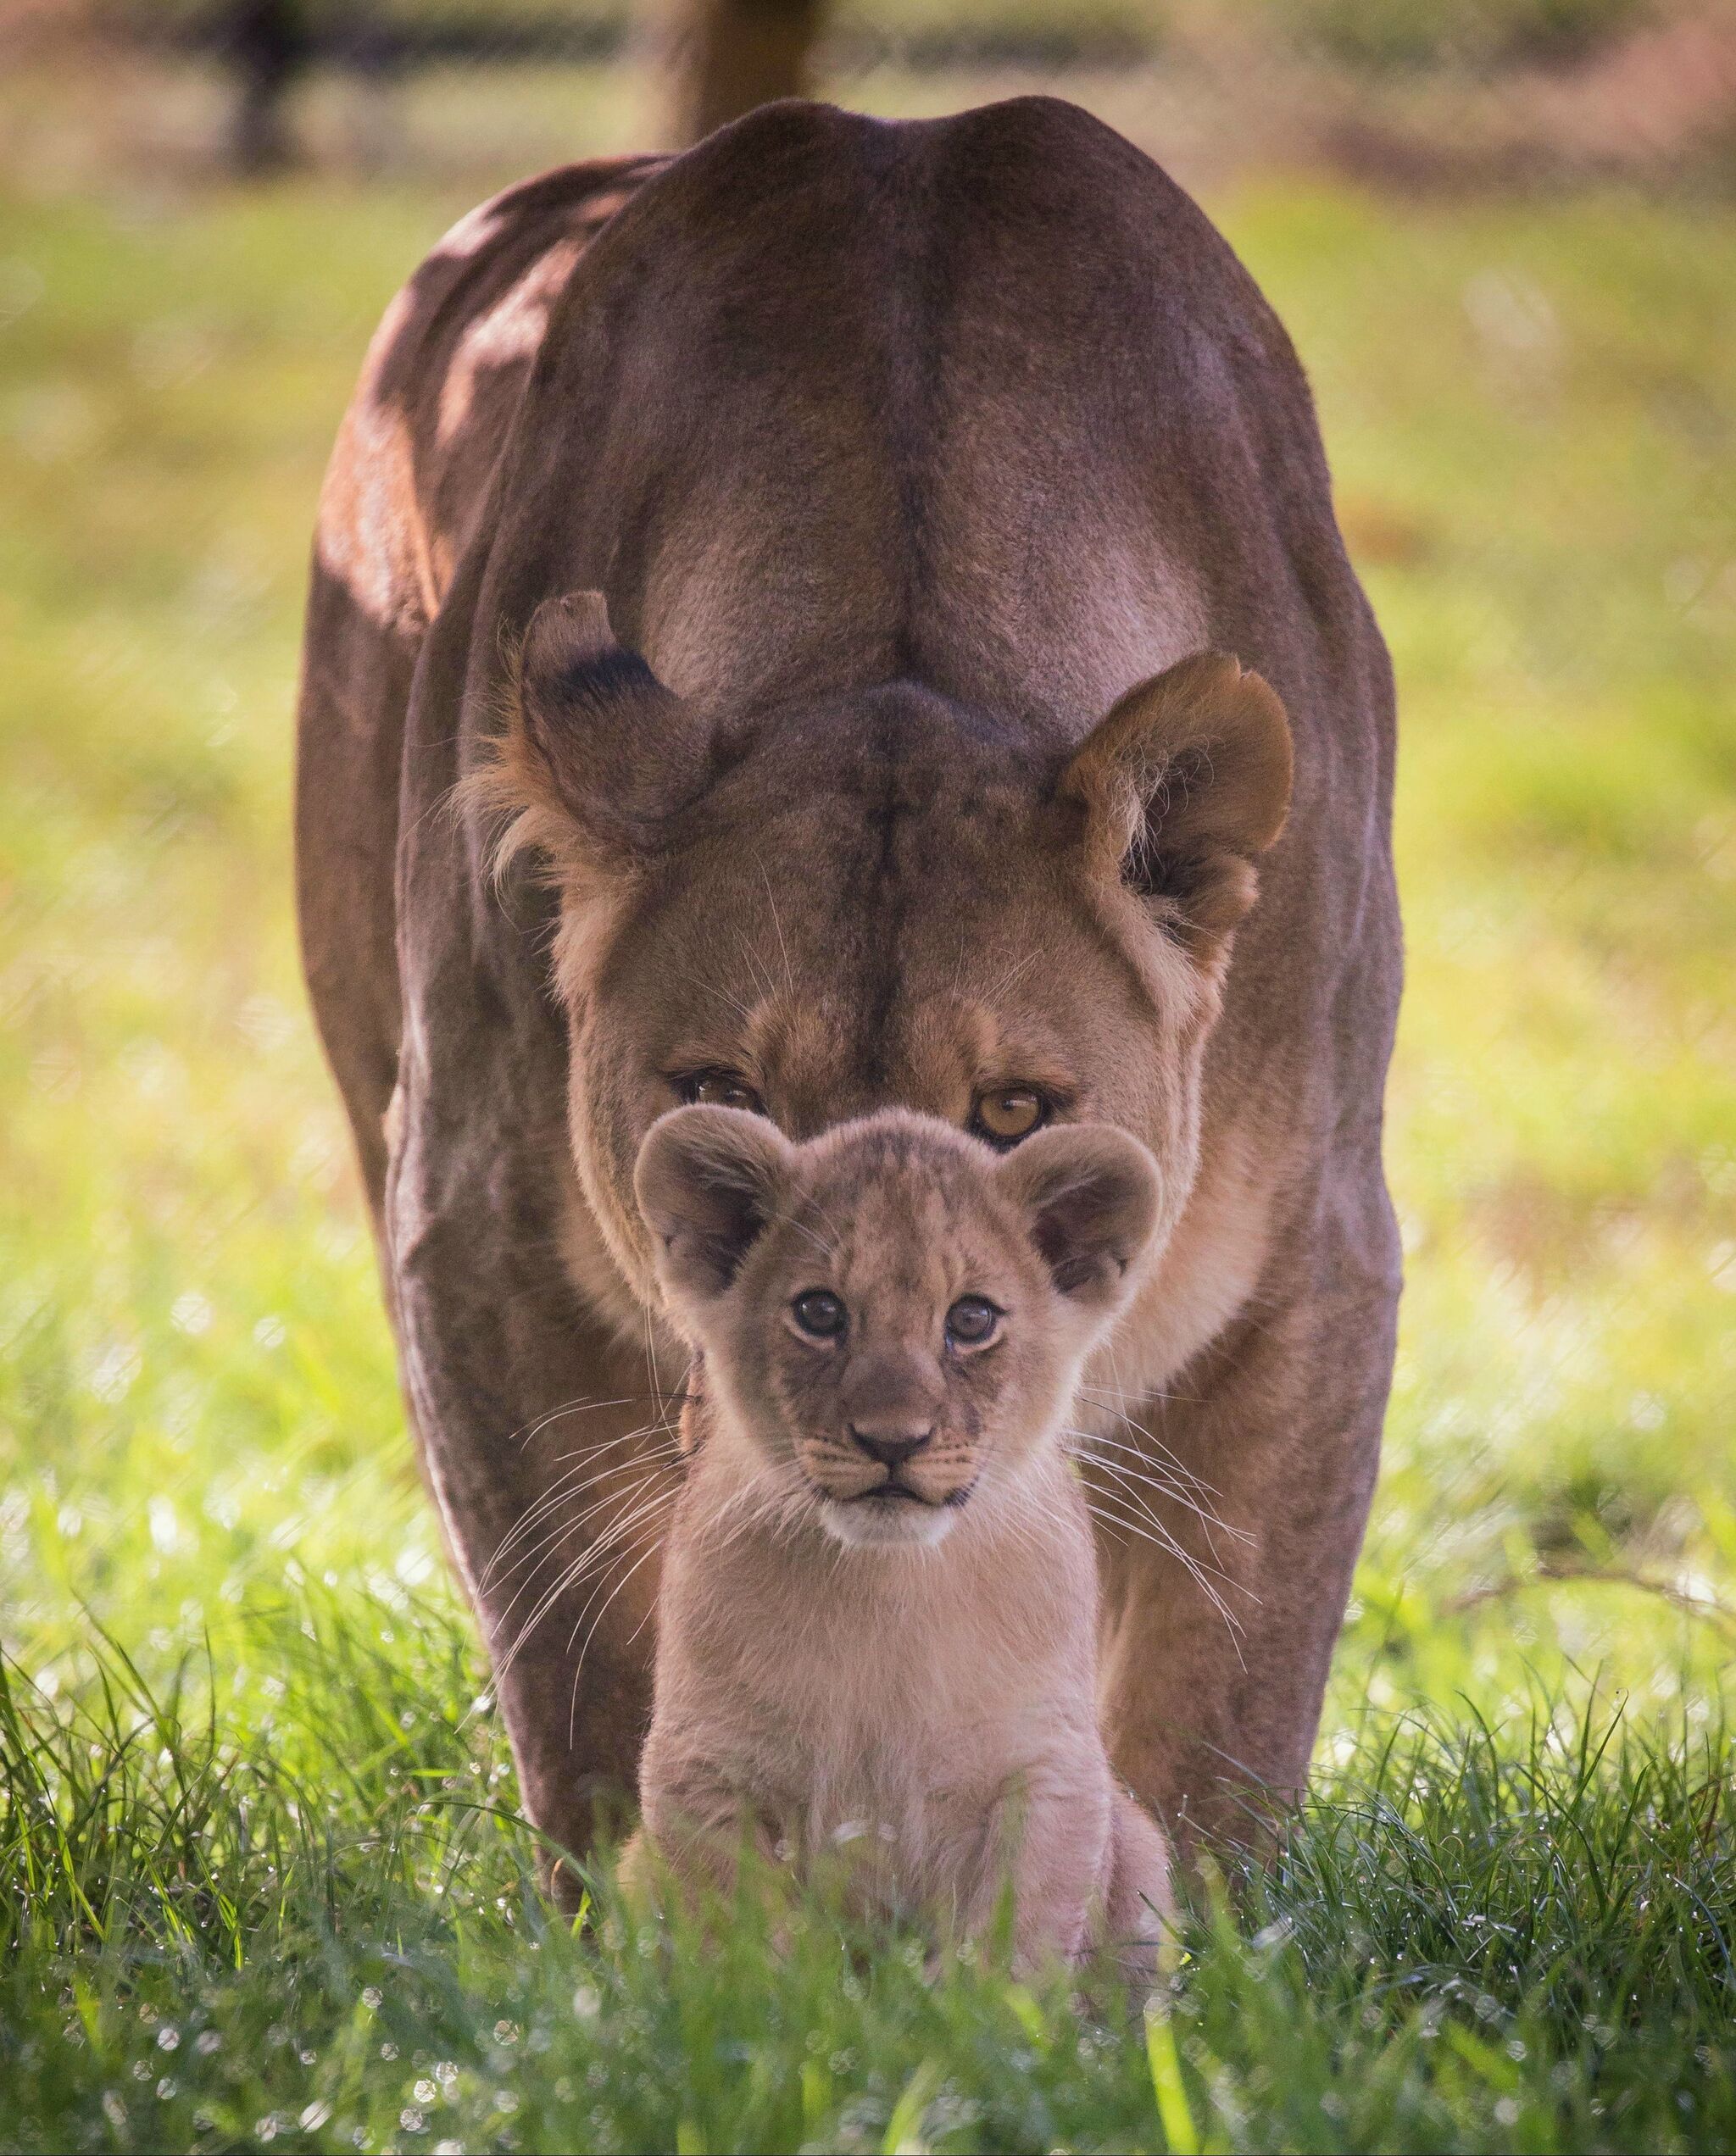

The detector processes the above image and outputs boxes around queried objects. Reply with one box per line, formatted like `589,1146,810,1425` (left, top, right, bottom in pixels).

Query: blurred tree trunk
224,0,311,175
664,0,826,145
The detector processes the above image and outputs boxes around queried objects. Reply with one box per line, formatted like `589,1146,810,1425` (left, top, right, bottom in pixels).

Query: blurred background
2,0,1733,1738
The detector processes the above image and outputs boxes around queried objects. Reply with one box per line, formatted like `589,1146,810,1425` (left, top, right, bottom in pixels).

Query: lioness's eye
971,1086,1047,1145
944,1296,1000,1348
680,1070,765,1115
791,1290,847,1341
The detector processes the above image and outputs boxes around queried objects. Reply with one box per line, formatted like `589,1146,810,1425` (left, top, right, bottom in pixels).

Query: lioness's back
481,97,1355,733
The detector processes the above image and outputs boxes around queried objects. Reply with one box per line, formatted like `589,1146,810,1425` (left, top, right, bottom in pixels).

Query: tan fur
296,102,1402,1881
628,1107,1171,1975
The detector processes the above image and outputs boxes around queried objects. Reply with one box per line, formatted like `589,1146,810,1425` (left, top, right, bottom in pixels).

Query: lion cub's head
635,1106,1160,1549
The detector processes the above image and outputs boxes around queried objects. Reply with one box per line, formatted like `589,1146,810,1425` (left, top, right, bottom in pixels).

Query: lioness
298,96,1401,1879
626,1103,1171,1970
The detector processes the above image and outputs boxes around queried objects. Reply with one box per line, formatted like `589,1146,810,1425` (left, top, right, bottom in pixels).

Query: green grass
3,1609,1732,2153
2,72,1734,2153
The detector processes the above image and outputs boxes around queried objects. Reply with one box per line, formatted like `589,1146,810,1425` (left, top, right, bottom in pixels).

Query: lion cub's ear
1060,653,1293,959
635,1105,794,1313
996,1125,1161,1312
479,591,717,881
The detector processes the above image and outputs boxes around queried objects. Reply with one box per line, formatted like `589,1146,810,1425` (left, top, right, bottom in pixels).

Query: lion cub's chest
663,1509,1089,1863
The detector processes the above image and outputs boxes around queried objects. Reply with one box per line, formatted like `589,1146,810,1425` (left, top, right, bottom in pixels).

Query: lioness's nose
849,1423,933,1468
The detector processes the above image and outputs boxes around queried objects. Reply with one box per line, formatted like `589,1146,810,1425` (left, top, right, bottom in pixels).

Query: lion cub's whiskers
1082,1495,1249,1660
493,1472,682,1686
483,1443,685,1600
568,1537,669,1742
1071,1436,1248,1576
505,1391,686,1455
626,1104,1176,1970
1065,1428,1252,1551
481,1417,682,1584
1067,1437,1254,1647
1074,1386,1220,1497
491,1470,676,1658
555,1455,780,1740
485,1430,677,1581
487,1409,687,1666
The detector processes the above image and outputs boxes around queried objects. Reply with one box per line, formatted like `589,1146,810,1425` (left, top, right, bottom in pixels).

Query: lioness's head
476,591,1289,1330
636,1105,1160,1548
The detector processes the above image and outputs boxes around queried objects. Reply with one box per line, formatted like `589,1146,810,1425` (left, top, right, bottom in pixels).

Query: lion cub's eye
680,1070,765,1114
791,1290,847,1341
971,1087,1047,1146
944,1295,1001,1348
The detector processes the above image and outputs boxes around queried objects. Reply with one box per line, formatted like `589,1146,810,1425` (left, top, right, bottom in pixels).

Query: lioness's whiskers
755,855,797,997
672,963,757,1029
732,926,775,1001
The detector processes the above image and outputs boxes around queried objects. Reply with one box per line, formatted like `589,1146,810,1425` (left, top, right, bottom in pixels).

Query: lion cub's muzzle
800,1425,978,1548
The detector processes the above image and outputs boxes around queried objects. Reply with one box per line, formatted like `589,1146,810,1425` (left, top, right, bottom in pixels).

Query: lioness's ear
635,1104,793,1309
1060,653,1292,959
996,1125,1161,1311
483,590,715,875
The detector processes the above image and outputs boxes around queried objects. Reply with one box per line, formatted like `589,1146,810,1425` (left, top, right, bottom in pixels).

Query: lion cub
628,1103,1171,1975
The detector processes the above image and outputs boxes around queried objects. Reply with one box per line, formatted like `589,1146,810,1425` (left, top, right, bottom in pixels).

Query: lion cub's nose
849,1423,934,1469
841,1345,943,1469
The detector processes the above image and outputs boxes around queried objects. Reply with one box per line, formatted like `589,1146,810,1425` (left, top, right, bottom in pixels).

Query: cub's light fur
627,1104,1172,1972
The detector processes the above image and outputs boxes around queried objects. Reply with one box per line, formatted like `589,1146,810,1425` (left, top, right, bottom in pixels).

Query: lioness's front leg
1095,1214,1400,1854
387,1203,670,1886
386,566,672,1891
